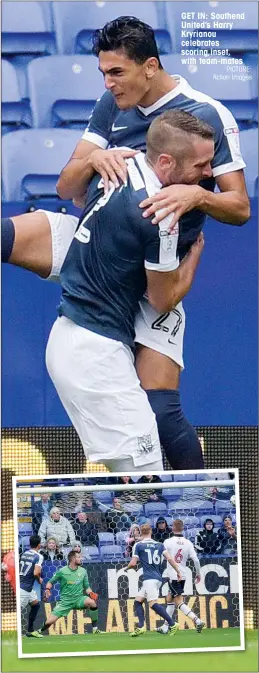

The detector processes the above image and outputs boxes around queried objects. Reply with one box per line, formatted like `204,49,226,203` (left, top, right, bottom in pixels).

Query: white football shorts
20,588,38,609
137,579,162,603
46,316,163,469
41,210,185,365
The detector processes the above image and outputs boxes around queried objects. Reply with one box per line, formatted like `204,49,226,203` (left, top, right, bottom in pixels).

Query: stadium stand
2,60,32,134
182,516,201,529
98,532,115,547
27,55,105,128
165,1,258,53
83,545,101,562
2,1,56,55
100,544,124,562
161,488,183,502
52,1,171,55
144,501,168,517
2,128,82,201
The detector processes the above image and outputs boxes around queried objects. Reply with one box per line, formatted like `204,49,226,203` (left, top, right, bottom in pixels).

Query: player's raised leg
1,211,79,280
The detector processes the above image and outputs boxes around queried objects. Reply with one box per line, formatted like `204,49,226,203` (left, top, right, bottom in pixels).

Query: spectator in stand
42,536,64,562
218,516,237,554
137,474,165,503
115,476,136,503
125,524,141,557
72,541,91,562
75,493,101,513
74,512,99,546
105,497,135,534
39,507,76,548
32,494,54,534
194,519,221,555
153,516,173,543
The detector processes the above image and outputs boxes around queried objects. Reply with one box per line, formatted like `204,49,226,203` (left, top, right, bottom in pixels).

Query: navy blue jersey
83,76,245,257
132,539,165,581
19,549,43,592
59,153,178,347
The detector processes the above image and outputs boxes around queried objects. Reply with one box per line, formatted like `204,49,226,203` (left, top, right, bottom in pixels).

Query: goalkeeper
31,550,101,636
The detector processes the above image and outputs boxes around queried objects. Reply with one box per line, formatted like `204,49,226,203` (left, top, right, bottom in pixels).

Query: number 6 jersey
19,549,43,592
163,534,200,580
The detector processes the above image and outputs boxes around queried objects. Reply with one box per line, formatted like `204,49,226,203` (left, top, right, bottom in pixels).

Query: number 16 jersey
132,539,165,582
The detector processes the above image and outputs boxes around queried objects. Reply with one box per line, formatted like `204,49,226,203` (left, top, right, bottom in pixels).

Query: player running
157,519,205,634
125,523,182,636
30,550,101,637
19,535,43,638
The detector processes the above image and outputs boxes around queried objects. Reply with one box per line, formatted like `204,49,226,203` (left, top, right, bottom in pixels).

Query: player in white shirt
158,519,205,634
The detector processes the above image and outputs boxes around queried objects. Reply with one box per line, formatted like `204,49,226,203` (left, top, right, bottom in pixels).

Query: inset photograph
13,470,244,658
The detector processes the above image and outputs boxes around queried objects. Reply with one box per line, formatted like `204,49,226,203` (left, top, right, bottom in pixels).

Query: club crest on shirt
137,434,153,454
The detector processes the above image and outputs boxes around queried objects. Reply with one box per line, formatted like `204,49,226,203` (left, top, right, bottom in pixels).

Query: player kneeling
30,550,103,637
125,523,182,637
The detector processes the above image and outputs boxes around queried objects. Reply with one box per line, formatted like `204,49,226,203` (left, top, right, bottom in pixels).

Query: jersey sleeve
188,541,201,574
130,192,179,271
203,103,246,178
81,91,115,149
35,553,43,568
49,569,62,584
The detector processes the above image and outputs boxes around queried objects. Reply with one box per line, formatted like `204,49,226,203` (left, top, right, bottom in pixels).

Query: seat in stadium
160,474,172,482
82,546,101,562
2,60,32,134
162,488,183,502
173,473,196,482
190,500,214,514
165,2,258,53
21,536,31,551
2,1,55,55
183,516,200,529
2,128,82,201
100,545,125,562
52,1,171,56
116,532,128,546
144,501,168,517
240,128,258,198
28,55,105,128
160,54,257,127
18,522,33,535
98,532,114,547
215,501,232,515
93,490,113,504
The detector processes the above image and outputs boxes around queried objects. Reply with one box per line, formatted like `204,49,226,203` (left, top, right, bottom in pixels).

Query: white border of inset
12,468,245,659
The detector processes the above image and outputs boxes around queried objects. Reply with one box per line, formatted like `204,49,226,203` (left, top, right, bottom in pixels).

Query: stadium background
1,0,258,649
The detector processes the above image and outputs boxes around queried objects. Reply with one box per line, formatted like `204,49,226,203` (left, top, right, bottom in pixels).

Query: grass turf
2,630,258,672
21,627,240,654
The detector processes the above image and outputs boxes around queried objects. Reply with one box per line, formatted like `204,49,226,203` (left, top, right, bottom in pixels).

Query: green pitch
2,630,258,673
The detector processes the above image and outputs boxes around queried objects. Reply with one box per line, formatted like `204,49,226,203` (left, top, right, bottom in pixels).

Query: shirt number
20,560,32,576
145,548,161,565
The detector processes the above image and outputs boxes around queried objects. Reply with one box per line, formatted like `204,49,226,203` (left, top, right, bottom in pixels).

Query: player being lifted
158,519,205,634
19,535,43,638
30,550,101,637
125,523,182,636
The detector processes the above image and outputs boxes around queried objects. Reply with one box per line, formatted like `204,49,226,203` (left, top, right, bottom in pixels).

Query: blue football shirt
132,539,165,582
82,75,245,257
19,549,43,592
59,152,179,348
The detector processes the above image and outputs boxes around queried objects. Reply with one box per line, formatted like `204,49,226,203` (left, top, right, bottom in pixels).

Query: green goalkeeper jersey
49,565,90,603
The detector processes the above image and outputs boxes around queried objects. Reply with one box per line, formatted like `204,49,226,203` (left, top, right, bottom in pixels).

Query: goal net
15,473,241,637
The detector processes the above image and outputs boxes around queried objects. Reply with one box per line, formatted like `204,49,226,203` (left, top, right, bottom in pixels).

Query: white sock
166,603,176,620
178,602,201,624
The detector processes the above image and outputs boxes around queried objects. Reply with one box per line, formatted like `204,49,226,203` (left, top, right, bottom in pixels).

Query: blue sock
2,218,15,262
28,602,40,632
147,389,204,469
151,602,173,626
134,600,145,628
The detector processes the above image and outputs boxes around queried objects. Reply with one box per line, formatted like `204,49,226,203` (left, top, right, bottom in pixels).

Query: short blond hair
173,519,184,532
140,523,152,536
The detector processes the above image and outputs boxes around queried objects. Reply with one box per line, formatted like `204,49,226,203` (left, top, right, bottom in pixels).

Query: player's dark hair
92,16,163,68
146,109,214,163
67,550,77,563
30,535,41,549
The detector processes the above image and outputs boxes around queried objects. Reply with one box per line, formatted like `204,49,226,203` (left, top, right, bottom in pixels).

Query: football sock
27,602,40,632
39,621,49,632
151,603,173,626
89,607,98,623
147,389,204,469
166,602,176,624
134,601,145,628
178,602,201,624
2,218,15,262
